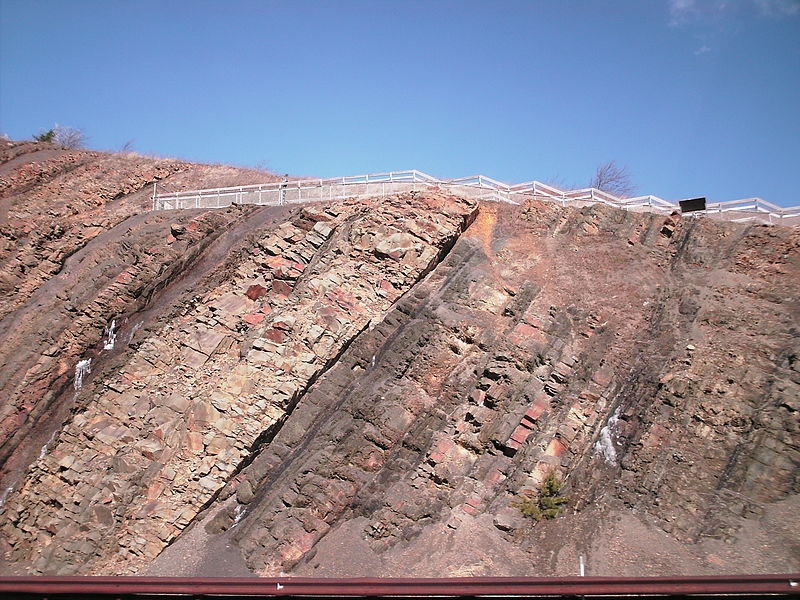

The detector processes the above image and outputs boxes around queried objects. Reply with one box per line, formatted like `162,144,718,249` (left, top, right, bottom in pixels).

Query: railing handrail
152,169,799,223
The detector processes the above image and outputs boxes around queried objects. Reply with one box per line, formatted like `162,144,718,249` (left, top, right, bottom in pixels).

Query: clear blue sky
1,0,798,205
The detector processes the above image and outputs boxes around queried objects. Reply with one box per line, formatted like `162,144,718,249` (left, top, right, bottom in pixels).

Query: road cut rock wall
0,141,797,577
206,201,799,575
1,188,475,574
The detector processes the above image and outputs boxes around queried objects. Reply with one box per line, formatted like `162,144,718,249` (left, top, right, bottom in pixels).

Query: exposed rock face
0,140,284,497
0,143,797,576
206,203,799,576
0,158,475,573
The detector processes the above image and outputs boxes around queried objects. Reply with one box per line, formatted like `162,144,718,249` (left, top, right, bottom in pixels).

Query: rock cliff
0,141,797,576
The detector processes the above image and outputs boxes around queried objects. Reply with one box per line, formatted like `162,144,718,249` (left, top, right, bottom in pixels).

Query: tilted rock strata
0,208,250,467
0,140,797,577
199,202,798,575
0,140,284,496
1,193,475,574
0,142,188,321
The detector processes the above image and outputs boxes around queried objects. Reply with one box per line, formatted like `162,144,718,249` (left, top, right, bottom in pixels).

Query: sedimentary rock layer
202,202,799,575
0,142,797,577
1,187,475,574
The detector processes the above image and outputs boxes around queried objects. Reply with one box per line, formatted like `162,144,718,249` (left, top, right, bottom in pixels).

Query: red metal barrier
0,574,798,598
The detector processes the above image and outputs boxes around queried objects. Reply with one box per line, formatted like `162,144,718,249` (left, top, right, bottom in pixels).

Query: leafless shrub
52,124,87,149
115,140,141,158
253,159,273,173
34,124,87,148
589,161,635,198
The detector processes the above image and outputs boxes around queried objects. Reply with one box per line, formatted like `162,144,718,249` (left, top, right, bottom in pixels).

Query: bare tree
589,160,635,198
52,124,86,149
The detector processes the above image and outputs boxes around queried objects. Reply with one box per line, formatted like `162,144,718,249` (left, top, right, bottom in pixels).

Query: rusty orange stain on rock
242,313,264,326
545,437,567,458
464,205,497,260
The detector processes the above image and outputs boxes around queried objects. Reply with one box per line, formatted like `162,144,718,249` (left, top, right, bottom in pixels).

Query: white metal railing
152,170,800,226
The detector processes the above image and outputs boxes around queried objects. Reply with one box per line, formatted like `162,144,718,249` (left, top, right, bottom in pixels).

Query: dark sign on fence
679,197,707,213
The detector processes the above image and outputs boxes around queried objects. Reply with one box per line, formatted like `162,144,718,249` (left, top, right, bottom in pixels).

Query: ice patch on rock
127,321,143,344
0,486,12,509
103,319,117,350
39,431,58,459
74,359,92,391
231,504,247,528
595,407,621,465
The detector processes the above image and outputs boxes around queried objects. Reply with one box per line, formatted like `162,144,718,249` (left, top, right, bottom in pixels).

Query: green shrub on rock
513,470,569,521
33,129,55,143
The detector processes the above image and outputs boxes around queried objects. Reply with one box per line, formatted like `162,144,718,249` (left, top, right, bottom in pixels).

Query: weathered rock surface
0,143,797,577
0,140,285,498
0,148,475,574
174,202,795,577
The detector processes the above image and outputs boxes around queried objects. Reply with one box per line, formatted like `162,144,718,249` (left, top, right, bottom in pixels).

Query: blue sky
1,0,798,205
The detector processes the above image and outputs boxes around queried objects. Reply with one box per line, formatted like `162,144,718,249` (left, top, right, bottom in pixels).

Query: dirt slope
0,143,797,576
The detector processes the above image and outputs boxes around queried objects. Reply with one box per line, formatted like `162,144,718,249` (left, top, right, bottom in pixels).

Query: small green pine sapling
33,129,56,143
513,470,569,521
